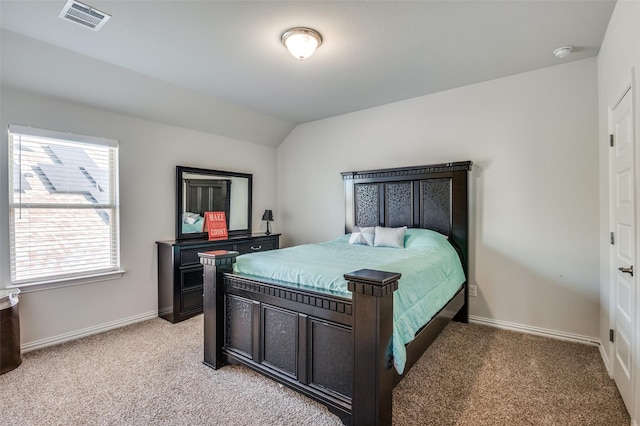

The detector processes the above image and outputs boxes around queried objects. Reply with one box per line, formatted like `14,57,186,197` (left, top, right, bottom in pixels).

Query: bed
199,161,472,425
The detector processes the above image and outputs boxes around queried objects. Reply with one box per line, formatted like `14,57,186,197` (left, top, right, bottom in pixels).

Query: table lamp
262,209,274,235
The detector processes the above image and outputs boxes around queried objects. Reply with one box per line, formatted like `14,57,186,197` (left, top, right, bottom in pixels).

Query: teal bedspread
233,228,465,374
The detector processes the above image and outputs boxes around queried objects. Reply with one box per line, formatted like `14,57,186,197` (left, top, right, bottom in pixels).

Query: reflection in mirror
176,166,252,240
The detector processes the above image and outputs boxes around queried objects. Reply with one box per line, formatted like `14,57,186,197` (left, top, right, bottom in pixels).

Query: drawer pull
250,245,262,251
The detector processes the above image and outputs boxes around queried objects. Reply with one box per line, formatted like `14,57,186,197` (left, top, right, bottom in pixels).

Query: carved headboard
341,161,472,275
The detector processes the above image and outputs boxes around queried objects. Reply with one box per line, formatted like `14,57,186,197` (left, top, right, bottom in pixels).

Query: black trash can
0,289,21,375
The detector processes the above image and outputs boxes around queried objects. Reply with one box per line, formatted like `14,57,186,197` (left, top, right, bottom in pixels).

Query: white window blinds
8,124,120,285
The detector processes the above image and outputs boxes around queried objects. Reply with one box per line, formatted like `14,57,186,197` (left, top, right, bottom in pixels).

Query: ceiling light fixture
281,27,322,60
553,45,574,59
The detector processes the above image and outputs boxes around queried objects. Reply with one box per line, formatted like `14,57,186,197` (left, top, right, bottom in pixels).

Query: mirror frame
176,165,253,241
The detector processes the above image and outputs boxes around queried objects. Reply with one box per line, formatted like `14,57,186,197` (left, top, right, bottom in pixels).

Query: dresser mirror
176,166,252,240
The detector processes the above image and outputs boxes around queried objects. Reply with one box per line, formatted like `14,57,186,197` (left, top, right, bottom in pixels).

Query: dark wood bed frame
199,161,472,425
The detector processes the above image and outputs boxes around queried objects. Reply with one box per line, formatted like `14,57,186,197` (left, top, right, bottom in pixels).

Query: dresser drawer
181,288,203,313
180,244,234,266
181,266,203,290
237,239,276,254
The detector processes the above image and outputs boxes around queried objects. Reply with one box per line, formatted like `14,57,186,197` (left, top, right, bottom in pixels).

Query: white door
611,85,635,414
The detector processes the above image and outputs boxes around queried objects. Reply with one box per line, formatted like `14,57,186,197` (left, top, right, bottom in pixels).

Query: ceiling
0,1,616,146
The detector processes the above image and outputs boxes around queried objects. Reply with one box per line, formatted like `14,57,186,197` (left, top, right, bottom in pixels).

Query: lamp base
265,222,271,235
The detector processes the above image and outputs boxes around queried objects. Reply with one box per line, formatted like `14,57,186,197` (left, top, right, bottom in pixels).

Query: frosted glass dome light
281,27,322,60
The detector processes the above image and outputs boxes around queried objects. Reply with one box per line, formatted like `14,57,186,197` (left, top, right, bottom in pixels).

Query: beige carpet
0,315,629,425
393,322,630,425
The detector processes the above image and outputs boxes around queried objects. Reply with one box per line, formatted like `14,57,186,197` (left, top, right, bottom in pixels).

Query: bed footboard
200,251,401,425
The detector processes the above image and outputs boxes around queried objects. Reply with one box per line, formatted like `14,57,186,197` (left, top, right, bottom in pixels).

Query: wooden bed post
345,269,401,426
199,250,239,369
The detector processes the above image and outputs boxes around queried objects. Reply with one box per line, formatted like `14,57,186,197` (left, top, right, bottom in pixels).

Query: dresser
157,234,280,323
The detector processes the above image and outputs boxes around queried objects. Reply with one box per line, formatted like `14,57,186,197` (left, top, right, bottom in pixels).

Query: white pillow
374,226,407,248
348,226,375,246
182,212,199,224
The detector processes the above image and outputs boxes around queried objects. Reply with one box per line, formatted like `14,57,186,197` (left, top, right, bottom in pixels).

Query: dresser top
157,233,280,247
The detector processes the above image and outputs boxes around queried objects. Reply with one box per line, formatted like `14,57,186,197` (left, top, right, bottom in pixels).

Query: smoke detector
58,0,111,31
553,45,574,59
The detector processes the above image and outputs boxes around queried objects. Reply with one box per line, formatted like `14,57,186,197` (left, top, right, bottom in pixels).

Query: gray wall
277,58,600,340
0,88,278,347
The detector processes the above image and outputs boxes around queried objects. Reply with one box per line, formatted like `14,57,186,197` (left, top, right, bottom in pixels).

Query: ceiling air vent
58,0,111,31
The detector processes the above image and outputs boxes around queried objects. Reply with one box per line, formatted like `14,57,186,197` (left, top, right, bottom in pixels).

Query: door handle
618,265,634,276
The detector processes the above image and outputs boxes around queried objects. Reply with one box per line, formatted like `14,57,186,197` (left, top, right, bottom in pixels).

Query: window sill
7,270,126,293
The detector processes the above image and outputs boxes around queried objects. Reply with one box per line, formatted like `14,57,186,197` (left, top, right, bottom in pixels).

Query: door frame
608,68,638,423
634,65,640,426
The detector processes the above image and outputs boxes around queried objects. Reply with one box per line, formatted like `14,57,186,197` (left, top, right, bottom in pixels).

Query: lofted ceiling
0,1,616,146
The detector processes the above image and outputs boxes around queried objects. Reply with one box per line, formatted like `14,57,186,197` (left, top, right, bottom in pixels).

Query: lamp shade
262,210,274,221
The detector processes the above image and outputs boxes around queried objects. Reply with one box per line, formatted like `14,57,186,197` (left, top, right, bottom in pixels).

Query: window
8,124,120,285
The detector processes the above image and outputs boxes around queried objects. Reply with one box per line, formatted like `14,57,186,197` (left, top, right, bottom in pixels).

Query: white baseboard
20,310,158,353
468,315,601,347
599,341,613,377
